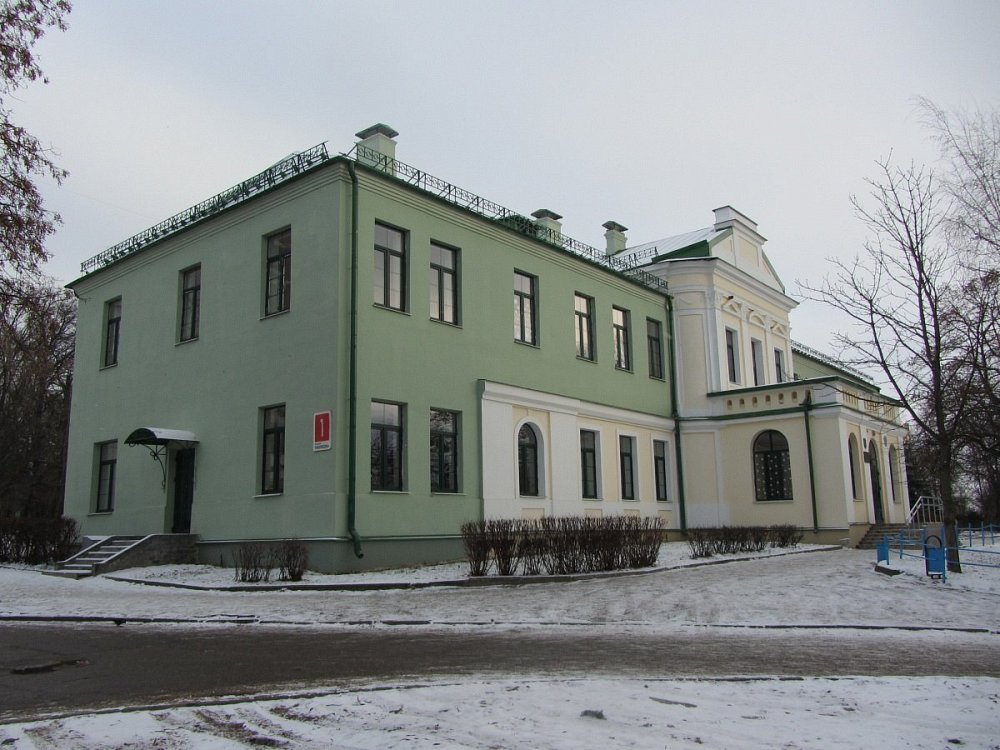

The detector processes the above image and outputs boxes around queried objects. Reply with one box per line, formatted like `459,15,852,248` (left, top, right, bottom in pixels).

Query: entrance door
868,445,885,524
172,448,196,533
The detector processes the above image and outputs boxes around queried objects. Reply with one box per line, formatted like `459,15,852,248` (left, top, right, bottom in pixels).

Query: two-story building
62,124,908,572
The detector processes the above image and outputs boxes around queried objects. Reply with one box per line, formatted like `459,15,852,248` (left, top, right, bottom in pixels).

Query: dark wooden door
172,448,195,533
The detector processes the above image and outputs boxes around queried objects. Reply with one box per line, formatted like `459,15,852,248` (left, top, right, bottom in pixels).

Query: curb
99,545,845,592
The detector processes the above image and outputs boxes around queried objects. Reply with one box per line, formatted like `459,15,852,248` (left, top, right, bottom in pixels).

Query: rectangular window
430,408,459,493
264,229,291,316
374,223,407,311
774,348,785,382
653,439,669,502
613,307,631,370
725,327,740,383
574,294,594,360
580,430,598,499
751,338,764,386
261,405,285,494
95,441,117,512
514,271,537,344
429,243,458,324
647,318,664,379
179,266,201,342
371,401,403,491
103,298,122,367
619,435,635,500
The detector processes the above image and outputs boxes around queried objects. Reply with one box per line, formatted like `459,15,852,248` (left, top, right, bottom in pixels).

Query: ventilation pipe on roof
531,209,563,240
603,221,628,256
354,123,399,174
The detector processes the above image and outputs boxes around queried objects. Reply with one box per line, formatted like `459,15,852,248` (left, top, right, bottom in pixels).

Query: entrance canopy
125,427,199,448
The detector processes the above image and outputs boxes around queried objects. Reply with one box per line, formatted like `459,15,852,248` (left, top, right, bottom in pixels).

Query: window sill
99,363,118,371
431,491,465,497
582,496,601,501
260,309,290,321
175,337,199,347
430,318,461,329
576,356,597,364
754,499,794,504
374,304,410,316
254,492,284,499
89,511,113,516
372,490,409,495
514,339,539,349
614,367,634,374
649,375,665,382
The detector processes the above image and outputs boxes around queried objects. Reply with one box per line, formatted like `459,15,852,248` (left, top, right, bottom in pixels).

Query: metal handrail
907,495,943,525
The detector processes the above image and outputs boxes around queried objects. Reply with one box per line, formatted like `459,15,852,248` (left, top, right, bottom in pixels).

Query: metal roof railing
80,143,332,274
348,144,668,293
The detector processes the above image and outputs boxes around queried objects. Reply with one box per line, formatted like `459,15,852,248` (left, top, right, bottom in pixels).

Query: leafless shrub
232,541,273,583
274,539,309,582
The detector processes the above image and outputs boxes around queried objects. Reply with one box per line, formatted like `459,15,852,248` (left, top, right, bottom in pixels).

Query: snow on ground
1,543,997,630
1,542,998,747
1,676,997,749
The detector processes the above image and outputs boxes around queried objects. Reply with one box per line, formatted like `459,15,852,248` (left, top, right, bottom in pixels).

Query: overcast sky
15,0,1000,352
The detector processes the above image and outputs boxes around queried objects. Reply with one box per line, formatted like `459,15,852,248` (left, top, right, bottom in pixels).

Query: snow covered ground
1,541,998,748
1,675,997,749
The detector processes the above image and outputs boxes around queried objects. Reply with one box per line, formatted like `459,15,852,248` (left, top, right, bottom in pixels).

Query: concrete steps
43,536,146,579
856,524,919,550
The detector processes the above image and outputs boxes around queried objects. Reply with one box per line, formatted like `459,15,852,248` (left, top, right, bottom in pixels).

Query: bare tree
801,158,971,571
0,0,71,281
917,99,1000,523
917,97,1000,264
0,276,75,517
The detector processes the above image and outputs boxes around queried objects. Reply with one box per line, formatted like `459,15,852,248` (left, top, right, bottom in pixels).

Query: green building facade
64,125,678,571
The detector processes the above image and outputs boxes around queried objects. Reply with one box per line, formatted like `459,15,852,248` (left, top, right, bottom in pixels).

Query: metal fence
876,523,1000,583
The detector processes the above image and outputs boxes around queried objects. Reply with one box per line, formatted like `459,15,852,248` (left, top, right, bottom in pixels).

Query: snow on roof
616,226,724,265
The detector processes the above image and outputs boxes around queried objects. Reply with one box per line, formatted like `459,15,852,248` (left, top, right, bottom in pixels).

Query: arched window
753,430,792,501
848,434,861,500
518,424,539,497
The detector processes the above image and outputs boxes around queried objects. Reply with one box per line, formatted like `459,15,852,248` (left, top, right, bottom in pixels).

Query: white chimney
355,123,399,173
532,209,563,239
603,220,628,256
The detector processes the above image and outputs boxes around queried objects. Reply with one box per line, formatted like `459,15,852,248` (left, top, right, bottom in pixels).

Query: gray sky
16,0,1000,352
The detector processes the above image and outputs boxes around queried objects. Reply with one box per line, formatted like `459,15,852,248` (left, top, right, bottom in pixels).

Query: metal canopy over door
124,427,199,533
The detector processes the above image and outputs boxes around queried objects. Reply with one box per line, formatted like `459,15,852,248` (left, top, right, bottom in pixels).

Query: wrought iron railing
348,144,669,292
80,143,332,274
81,138,669,296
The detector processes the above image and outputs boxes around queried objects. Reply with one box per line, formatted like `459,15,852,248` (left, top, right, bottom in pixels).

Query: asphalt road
2,622,998,723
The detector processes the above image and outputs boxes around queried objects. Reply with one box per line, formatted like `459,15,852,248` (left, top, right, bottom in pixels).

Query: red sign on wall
313,411,332,451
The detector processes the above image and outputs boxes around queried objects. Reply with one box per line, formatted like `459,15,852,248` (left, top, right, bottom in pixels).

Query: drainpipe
665,295,687,531
803,390,819,533
346,162,364,558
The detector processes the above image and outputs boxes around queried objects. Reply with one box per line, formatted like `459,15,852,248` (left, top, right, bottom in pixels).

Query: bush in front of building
685,524,803,559
273,538,309,582
232,539,311,583
461,515,664,577
0,516,78,564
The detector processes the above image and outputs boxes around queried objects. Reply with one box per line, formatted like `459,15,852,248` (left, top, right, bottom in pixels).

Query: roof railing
80,138,668,296
791,341,875,385
347,144,668,292
80,143,332,274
